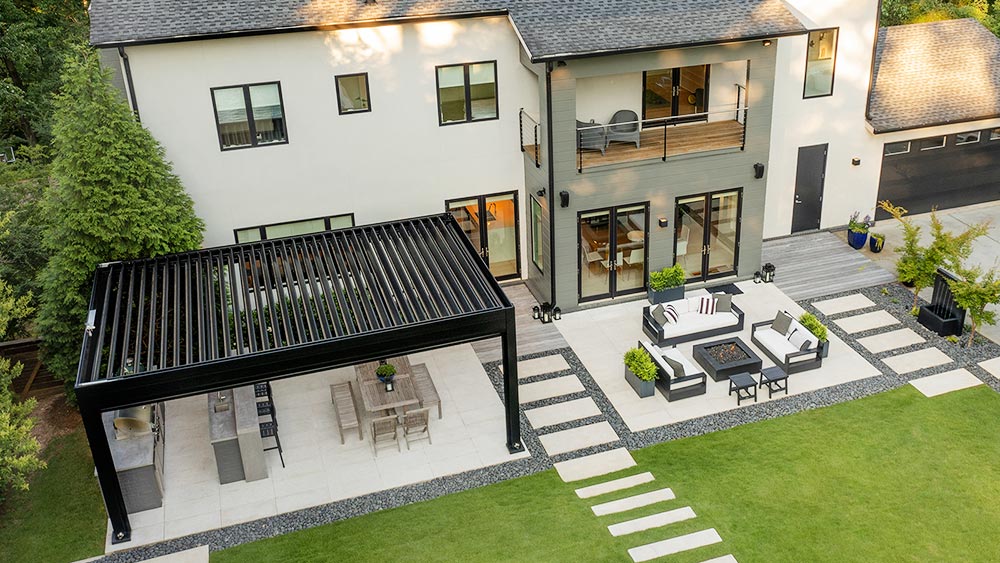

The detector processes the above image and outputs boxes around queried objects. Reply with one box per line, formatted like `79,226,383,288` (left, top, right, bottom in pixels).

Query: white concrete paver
142,546,210,563
608,506,697,537
857,328,925,353
538,421,619,456
504,354,571,379
525,397,602,429
591,488,676,516
519,375,585,403
910,369,983,397
628,528,723,562
980,357,1000,378
883,347,953,375
700,556,739,563
575,472,655,499
554,448,636,482
812,294,876,316
833,310,900,334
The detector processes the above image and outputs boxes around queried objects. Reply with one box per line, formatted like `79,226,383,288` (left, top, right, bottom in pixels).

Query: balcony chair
606,110,641,149
576,120,607,155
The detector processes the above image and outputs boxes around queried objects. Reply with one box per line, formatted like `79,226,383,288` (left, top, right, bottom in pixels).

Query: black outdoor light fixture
539,302,560,323
536,188,546,197
559,190,570,208
761,262,776,283
754,162,765,179
658,217,669,228
852,157,862,166
532,305,540,319
762,39,772,47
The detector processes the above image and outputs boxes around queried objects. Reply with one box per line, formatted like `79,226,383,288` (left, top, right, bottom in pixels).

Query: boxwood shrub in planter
623,347,658,398
647,265,686,305
798,313,830,358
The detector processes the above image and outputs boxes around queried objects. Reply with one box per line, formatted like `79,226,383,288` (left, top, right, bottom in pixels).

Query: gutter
118,47,140,121
545,62,557,306
869,112,1000,135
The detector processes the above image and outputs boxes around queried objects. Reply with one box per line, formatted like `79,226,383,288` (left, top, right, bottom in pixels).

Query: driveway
863,200,1000,343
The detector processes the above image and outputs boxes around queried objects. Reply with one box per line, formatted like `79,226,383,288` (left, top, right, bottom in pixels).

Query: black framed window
436,61,497,125
804,28,838,98
335,73,371,114
920,136,946,151
211,82,287,150
235,213,355,243
884,141,910,156
530,196,544,272
956,131,981,145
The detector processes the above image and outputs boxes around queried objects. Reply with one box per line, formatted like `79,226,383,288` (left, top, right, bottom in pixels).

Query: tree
881,0,1000,35
0,0,89,146
37,48,204,388
948,266,1000,347
878,201,988,309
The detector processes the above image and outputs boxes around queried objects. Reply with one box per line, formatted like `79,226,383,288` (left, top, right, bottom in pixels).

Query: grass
213,385,1000,563
0,429,106,563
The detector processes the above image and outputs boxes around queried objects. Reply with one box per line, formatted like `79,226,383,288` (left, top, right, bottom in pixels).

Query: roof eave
868,112,1000,135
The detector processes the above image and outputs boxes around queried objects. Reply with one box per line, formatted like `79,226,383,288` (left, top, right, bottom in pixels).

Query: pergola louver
76,214,521,544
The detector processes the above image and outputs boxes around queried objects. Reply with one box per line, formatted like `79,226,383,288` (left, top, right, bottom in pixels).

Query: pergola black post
79,402,131,543
501,306,522,453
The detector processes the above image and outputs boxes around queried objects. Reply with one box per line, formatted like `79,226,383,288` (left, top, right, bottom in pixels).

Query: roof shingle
88,0,806,60
869,19,1000,133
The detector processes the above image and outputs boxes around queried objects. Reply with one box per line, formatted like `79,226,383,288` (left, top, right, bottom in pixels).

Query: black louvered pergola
75,214,520,544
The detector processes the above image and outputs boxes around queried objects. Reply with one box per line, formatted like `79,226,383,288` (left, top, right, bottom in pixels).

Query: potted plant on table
798,313,830,358
623,347,658,398
847,211,872,250
375,362,397,383
869,232,885,253
647,264,686,305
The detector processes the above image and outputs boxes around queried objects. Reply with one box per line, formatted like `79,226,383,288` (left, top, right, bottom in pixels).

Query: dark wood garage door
876,128,1000,220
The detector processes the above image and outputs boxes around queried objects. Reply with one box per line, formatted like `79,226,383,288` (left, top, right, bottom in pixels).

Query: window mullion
464,64,472,123
243,86,259,146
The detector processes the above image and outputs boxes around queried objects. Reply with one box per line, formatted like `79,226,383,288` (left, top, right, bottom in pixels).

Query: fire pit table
691,337,763,383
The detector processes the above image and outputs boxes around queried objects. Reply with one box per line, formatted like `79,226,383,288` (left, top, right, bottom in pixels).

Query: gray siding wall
520,53,552,304
546,42,776,311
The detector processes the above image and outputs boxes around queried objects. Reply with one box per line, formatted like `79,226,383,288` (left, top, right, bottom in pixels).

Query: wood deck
523,120,745,170
762,231,898,301
472,283,568,364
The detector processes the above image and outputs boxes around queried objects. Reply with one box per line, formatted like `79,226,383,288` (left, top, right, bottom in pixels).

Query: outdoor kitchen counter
208,386,268,483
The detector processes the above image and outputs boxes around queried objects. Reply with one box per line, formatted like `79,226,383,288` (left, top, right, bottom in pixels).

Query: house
87,1,1000,314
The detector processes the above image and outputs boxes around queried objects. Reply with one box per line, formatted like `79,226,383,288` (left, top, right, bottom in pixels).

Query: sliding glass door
579,203,648,302
674,189,742,282
642,65,710,124
447,191,520,280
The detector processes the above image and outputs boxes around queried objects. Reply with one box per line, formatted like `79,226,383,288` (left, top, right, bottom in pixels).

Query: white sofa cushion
754,327,798,360
659,310,739,340
787,319,819,349
661,347,701,378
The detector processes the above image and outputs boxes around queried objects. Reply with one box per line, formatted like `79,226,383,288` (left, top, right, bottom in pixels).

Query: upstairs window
920,136,946,151
336,73,371,114
212,82,287,150
804,29,838,98
235,214,355,243
956,131,981,145
436,61,497,125
883,141,910,156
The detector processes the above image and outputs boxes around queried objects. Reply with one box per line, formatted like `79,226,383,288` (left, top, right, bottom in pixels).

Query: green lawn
213,385,1000,563
0,429,106,563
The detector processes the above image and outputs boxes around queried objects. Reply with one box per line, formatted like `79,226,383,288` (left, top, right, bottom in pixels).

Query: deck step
592,488,675,516
628,528,723,562
608,506,697,537
575,472,655,499
554,448,636,482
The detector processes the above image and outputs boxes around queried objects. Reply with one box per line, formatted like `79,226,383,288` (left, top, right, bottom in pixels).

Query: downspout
545,62,557,306
118,46,141,121
864,0,884,123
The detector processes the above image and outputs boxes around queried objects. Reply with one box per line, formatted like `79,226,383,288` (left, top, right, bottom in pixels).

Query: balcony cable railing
575,106,750,173
519,108,541,168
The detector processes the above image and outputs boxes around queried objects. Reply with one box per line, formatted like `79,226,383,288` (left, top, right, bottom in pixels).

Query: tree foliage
948,266,1000,347
0,0,89,146
882,0,1000,34
0,153,49,337
37,49,204,387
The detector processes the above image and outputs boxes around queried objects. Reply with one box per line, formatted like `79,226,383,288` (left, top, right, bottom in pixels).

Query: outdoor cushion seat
576,120,608,155
642,294,745,347
606,109,641,149
638,340,707,402
751,312,827,374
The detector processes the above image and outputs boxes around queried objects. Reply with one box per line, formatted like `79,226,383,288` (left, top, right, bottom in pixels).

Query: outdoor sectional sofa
638,340,707,401
642,295,745,347
751,311,828,374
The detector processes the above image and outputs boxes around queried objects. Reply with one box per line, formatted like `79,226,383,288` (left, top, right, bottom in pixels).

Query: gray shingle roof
88,0,806,60
869,19,1000,133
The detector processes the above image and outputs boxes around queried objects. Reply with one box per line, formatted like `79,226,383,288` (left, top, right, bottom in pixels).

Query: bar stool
259,420,285,468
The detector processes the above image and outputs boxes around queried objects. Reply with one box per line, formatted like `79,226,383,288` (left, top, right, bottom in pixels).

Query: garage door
876,128,1000,220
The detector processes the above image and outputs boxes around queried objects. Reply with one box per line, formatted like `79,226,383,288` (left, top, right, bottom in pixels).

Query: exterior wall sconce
754,163,765,179
762,39,772,47
658,217,669,228
536,188,546,197
559,190,570,208
852,158,861,166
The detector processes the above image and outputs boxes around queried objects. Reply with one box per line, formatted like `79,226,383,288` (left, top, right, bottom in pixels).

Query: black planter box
691,337,763,382
648,285,684,305
625,366,656,398
918,304,964,337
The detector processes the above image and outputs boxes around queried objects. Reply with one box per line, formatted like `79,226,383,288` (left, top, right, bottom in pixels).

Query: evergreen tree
949,266,1000,348
37,49,204,388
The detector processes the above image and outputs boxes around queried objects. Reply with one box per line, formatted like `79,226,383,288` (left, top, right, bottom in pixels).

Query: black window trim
211,80,289,151
802,27,839,100
529,195,544,273
919,136,946,151
335,72,372,115
955,131,982,146
991,128,1000,141
234,212,356,243
883,141,911,156
435,60,499,126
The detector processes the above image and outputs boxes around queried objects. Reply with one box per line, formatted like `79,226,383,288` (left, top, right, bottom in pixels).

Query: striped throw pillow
663,304,679,324
698,296,716,315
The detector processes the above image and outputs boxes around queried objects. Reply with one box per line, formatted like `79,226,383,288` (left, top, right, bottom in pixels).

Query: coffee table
691,337,763,382
728,372,757,405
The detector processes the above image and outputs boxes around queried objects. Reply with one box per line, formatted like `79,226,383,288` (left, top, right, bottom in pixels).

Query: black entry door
792,144,828,233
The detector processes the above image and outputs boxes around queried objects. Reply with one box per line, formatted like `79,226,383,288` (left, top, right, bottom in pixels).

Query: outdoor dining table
354,357,421,414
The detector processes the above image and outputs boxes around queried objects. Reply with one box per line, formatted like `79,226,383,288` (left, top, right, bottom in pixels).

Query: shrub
848,211,872,234
649,265,686,291
375,363,397,378
623,347,658,382
798,313,828,342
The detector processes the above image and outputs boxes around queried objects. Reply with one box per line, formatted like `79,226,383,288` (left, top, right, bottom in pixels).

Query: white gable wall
123,16,539,249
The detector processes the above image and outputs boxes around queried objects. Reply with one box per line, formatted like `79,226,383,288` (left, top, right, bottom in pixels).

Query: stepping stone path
554,448,636,482
576,472,655,499
505,354,571,379
525,397,602,429
539,421,619,456
813,294,876,316
591,488,675,516
883,347,953,375
909,369,983,397
519,375,585,403
833,310,899,334
857,328,924,353
980,357,1000,379
608,507,697,537
628,529,724,562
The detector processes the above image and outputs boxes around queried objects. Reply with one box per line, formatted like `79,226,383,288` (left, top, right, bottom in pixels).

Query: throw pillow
662,355,686,378
788,329,810,350
698,295,716,315
663,304,680,324
714,293,733,313
772,311,793,335
651,305,668,326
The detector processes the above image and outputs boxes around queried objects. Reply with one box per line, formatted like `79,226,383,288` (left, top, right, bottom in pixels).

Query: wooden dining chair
401,408,432,449
371,415,399,456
